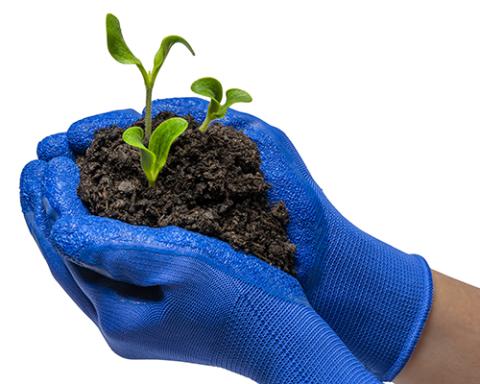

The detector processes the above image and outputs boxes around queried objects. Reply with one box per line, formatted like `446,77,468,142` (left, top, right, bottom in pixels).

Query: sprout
123,118,188,187
106,13,195,140
191,77,252,133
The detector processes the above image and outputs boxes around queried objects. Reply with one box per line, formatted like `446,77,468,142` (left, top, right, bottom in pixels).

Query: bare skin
396,271,480,384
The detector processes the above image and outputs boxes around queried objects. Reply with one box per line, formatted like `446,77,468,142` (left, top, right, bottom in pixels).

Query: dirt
76,111,296,274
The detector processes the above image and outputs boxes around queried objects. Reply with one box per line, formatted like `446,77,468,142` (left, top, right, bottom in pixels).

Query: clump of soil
76,112,296,274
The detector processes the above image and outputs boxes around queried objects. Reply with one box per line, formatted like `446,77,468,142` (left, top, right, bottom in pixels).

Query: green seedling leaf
224,88,253,107
152,35,195,82
149,117,189,178
123,118,188,186
122,127,157,185
106,14,142,66
191,77,223,104
217,88,253,116
191,77,252,133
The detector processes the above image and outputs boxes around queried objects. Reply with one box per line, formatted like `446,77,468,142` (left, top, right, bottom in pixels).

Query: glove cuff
383,253,433,379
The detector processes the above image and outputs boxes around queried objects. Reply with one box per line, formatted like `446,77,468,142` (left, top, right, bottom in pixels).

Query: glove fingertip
67,109,141,153
44,156,88,217
151,97,208,123
37,133,74,161
20,160,47,214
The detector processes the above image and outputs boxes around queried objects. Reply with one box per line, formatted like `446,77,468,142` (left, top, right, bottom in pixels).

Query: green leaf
224,88,253,108
122,126,147,150
215,88,252,117
152,35,195,81
106,14,142,66
148,118,189,178
122,126,157,185
191,77,223,104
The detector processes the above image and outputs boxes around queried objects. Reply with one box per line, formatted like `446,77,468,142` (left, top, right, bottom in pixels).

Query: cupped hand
20,102,381,383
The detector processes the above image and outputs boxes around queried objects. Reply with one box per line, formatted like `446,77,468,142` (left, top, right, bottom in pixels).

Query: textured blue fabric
21,98,433,381
67,108,141,153
20,116,381,383
37,133,74,161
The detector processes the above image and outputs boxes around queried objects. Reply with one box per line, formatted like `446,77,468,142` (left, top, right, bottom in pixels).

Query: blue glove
20,113,382,383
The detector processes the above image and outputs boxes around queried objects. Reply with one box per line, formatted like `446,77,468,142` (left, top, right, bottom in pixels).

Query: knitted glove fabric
20,129,381,384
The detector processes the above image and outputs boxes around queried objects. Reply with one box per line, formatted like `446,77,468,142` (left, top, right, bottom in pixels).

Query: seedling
106,13,194,140
191,77,252,133
106,13,194,186
123,118,188,187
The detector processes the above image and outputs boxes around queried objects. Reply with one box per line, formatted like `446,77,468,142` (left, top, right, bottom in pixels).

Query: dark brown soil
76,112,296,274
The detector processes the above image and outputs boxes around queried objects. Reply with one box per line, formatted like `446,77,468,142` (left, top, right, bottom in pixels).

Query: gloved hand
184,98,430,381
20,111,382,383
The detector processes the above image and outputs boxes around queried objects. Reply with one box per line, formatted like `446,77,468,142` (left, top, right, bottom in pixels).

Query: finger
50,214,304,302
20,160,49,227
43,156,88,218
20,160,97,321
37,132,74,161
67,109,141,153
151,97,208,123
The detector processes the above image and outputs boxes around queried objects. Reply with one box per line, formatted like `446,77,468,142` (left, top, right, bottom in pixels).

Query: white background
1,1,479,383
